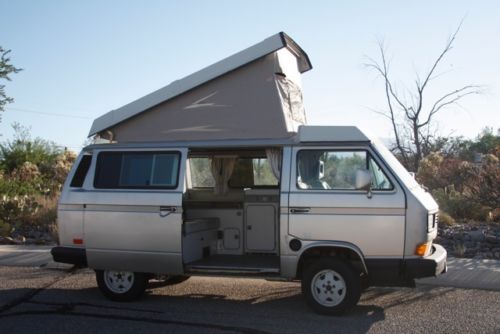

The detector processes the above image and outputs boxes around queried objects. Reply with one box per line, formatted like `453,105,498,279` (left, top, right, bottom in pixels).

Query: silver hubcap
311,269,346,307
104,270,135,294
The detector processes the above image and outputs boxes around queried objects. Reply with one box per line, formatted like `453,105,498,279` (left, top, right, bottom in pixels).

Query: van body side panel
287,196,405,256
57,204,85,247
404,187,439,257
287,146,406,258
57,153,89,248
84,148,187,274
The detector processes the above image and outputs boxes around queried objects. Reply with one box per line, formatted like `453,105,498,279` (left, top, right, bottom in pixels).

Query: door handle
159,206,177,217
290,207,310,214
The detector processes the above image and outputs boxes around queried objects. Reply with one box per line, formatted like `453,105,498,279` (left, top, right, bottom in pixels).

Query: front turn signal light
415,242,429,256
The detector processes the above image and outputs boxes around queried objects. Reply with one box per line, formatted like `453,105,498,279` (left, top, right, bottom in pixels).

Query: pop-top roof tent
89,32,312,142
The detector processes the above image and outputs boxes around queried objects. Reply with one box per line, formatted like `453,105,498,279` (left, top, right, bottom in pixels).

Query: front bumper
366,244,447,287
405,244,447,279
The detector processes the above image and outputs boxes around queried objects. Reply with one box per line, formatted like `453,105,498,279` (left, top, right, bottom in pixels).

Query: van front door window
296,150,393,191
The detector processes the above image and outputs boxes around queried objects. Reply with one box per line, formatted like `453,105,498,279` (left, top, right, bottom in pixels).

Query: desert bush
416,128,499,222
0,123,61,173
465,154,500,210
0,124,75,240
29,196,58,227
438,210,455,226
432,188,489,221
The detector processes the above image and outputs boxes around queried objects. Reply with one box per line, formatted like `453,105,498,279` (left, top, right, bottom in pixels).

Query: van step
185,266,280,275
184,254,280,275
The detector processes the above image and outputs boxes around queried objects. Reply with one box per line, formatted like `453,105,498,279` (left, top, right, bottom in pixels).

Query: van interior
181,147,282,275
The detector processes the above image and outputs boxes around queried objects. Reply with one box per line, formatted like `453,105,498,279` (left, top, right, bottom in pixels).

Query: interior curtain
266,148,282,181
210,157,237,195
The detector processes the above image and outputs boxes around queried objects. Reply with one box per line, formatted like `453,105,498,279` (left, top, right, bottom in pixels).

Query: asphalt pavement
417,257,500,291
0,246,499,333
1,245,499,291
0,266,499,333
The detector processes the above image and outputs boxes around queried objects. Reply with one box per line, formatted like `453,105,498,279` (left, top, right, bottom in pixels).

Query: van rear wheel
95,270,147,301
302,258,361,315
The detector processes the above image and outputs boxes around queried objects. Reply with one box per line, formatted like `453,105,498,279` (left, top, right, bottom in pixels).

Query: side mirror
355,169,372,193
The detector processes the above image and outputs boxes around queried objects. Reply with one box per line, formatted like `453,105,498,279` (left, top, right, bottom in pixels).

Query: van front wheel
96,270,147,301
302,258,361,315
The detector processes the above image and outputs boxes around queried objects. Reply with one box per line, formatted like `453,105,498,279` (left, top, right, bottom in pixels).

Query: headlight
427,212,438,232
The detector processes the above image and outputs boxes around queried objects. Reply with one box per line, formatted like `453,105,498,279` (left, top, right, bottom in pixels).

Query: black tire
95,270,148,302
301,258,361,315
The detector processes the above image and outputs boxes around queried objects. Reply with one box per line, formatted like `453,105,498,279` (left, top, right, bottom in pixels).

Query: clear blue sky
1,0,499,151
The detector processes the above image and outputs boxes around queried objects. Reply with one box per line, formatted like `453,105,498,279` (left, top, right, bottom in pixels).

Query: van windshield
371,139,420,190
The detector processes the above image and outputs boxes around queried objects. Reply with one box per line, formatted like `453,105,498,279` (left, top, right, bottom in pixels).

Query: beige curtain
210,157,237,195
266,148,282,181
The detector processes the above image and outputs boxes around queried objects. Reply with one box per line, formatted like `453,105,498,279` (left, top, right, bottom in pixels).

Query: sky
0,0,499,151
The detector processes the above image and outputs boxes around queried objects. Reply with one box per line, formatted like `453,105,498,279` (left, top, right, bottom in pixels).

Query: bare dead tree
365,23,482,171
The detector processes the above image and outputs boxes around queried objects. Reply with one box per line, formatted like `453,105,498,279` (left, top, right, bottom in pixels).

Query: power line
5,107,93,119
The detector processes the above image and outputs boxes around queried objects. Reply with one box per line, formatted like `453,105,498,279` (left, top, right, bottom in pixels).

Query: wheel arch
295,241,368,279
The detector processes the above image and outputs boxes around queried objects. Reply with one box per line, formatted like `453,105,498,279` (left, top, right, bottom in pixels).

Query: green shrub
0,221,12,237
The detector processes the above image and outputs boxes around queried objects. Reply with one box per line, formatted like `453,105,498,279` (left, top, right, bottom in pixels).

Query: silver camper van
52,126,446,314
52,33,446,315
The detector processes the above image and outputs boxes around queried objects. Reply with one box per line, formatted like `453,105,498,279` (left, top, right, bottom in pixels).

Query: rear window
94,151,180,189
70,154,92,188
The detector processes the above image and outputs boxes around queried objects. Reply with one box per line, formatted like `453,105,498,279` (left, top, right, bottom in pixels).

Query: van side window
70,154,92,188
368,156,393,190
94,151,180,189
229,158,278,188
189,158,215,188
296,150,393,190
189,157,278,188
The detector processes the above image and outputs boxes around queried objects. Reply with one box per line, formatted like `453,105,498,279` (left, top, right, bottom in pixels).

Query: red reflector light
73,238,83,245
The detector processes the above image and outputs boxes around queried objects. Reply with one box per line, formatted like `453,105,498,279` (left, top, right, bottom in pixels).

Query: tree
422,127,499,161
0,46,22,123
365,23,481,171
469,127,500,156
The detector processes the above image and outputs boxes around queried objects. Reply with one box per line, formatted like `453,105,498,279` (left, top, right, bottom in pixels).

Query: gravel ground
0,267,499,333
